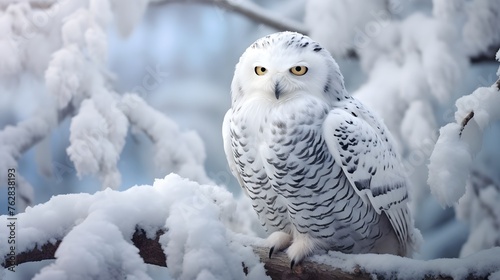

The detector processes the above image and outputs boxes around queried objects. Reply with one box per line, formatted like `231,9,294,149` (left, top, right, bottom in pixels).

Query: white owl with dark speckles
222,31,421,267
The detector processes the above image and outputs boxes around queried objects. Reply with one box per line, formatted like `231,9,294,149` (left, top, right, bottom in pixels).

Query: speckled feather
223,32,419,265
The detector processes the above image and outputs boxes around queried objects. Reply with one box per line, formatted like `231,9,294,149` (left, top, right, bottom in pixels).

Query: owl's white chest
232,96,329,143
229,96,332,229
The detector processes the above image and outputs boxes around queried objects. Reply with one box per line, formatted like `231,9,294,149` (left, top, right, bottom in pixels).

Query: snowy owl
222,31,420,267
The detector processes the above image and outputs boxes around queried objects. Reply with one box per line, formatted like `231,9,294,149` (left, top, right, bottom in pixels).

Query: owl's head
231,31,347,106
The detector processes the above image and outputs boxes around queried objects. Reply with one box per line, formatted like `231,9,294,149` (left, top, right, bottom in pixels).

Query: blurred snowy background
0,0,499,278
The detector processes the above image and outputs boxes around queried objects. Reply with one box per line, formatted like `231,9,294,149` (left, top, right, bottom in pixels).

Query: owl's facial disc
231,31,347,107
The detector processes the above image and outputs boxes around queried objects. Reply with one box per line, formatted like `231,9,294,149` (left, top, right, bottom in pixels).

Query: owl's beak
274,81,282,100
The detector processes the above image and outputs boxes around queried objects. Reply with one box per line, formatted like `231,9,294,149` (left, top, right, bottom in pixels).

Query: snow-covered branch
2,175,499,279
0,106,72,210
428,54,500,257
305,0,499,62
5,229,363,279
428,76,500,207
3,217,500,280
1,0,211,193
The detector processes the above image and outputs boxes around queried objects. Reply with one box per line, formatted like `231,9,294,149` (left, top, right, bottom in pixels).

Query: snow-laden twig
0,107,71,209
428,77,500,207
41,0,135,189
66,97,128,189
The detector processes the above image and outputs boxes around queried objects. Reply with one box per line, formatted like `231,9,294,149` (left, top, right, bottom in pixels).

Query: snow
313,247,500,279
0,174,268,280
67,97,128,189
427,47,500,257
427,123,473,207
3,173,500,279
305,0,386,57
456,174,500,258
120,93,210,184
45,45,88,109
47,0,214,191
0,111,55,209
428,82,500,207
462,0,500,57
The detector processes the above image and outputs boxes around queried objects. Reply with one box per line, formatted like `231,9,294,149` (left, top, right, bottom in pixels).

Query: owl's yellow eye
290,66,308,76
254,66,267,76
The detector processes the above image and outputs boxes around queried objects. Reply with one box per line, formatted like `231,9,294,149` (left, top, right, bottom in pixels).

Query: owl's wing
222,109,247,191
322,104,411,254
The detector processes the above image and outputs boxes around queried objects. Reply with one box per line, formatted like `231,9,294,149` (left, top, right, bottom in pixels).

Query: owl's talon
286,233,317,268
264,231,292,257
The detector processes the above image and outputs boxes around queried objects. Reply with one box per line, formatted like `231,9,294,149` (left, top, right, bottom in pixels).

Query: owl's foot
287,233,320,269
265,231,292,258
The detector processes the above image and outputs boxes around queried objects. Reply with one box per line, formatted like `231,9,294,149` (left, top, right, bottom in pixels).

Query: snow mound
0,174,268,280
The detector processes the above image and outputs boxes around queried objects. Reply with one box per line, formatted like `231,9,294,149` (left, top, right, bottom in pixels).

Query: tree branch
5,228,357,279
3,228,492,279
2,0,308,35
459,77,500,137
151,0,308,35
459,111,474,137
252,247,371,280
0,106,73,208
